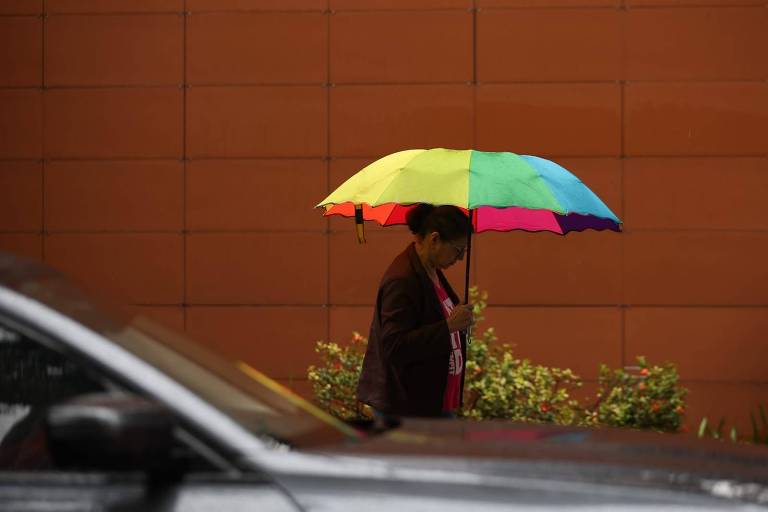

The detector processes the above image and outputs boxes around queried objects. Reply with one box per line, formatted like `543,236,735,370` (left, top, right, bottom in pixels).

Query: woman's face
428,232,467,270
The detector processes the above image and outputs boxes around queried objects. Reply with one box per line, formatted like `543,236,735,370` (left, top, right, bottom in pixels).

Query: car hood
287,418,768,505
335,418,768,475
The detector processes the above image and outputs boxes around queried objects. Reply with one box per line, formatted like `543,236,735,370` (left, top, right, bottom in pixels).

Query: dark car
1,251,767,511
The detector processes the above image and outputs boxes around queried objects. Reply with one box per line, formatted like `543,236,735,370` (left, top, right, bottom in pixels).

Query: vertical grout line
620,158,626,367
40,0,46,261
325,0,332,344
618,0,627,367
471,1,477,86
182,1,188,331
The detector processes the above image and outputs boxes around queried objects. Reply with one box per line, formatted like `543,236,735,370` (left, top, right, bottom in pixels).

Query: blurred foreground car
1,252,767,511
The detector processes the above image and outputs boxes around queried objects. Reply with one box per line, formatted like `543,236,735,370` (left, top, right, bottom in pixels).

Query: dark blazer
357,243,466,417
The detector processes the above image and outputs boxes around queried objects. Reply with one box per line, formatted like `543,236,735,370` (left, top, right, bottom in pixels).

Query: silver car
1,251,767,511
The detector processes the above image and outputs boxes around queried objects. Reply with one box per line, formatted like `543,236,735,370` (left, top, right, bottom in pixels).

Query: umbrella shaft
464,209,473,305
464,209,474,345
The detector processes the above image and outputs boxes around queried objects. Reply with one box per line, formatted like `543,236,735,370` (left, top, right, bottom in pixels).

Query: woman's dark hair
406,204,472,241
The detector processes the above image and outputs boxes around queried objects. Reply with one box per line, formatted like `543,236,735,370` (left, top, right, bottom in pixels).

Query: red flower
540,403,550,413
651,402,660,412
334,362,343,370
640,368,649,376
675,405,685,414
638,383,646,391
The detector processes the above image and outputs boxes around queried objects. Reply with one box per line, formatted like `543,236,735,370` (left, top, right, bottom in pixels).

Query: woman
357,204,474,418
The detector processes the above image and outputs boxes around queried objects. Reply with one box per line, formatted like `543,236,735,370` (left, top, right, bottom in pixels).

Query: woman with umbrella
356,204,474,419
318,148,622,420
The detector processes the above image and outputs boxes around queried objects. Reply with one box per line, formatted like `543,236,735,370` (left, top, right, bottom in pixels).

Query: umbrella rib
370,167,408,207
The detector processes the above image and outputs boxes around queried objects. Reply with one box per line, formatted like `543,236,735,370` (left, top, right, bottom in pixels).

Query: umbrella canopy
318,148,621,234
318,148,622,307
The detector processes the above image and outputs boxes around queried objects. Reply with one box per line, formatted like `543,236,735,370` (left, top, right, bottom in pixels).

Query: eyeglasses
445,240,467,258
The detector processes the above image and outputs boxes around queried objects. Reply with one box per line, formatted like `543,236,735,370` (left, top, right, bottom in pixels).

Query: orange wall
1,0,767,434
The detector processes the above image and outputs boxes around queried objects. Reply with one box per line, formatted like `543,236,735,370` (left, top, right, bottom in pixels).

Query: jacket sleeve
378,276,451,366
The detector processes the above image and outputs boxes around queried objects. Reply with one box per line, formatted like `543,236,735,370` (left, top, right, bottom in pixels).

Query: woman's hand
446,304,473,333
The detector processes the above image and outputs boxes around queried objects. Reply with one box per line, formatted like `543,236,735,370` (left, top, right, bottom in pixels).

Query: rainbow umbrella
317,148,621,302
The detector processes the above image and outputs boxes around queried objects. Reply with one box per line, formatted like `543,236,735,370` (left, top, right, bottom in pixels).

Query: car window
0,323,105,469
0,321,228,474
110,317,361,447
0,262,359,450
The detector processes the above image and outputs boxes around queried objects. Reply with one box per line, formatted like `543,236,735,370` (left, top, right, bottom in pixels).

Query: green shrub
592,356,687,433
308,288,687,433
463,339,587,425
307,333,368,421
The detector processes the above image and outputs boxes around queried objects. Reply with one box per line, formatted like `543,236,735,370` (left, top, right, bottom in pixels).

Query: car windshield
104,314,361,449
0,256,361,449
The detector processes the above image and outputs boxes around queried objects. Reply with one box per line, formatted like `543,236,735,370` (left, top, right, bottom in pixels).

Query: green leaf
698,417,708,438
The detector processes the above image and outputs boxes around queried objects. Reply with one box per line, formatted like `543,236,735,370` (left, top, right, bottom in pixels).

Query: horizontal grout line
15,9,472,17
2,155,766,163
126,303,768,309
480,80,768,85
0,86,43,91
40,83,326,89
183,156,329,161
17,4,761,16
40,230,183,235
35,230,330,235
38,11,183,16
186,82,329,87
185,9,329,14
129,304,181,308
132,304,332,308
177,80,768,87
40,84,183,90
326,155,768,160
11,157,186,162
42,10,328,16
329,8,475,14
2,80,766,91
0,156,332,162
478,4,767,10
614,4,768,10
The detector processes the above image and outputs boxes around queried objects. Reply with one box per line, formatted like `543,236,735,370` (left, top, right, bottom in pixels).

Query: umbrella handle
354,204,366,244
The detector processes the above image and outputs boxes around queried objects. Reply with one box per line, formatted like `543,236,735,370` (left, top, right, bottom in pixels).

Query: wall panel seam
40,2,46,261
21,79,766,89
182,3,188,330
40,11,183,17
325,0,332,336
